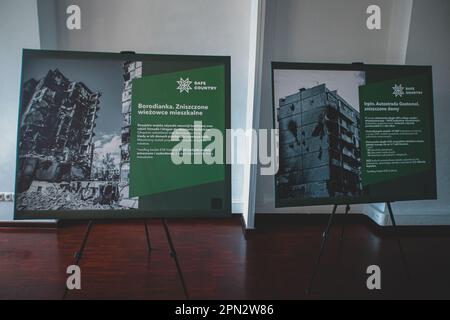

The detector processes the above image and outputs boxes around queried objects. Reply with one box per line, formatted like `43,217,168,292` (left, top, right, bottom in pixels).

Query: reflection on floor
0,215,449,300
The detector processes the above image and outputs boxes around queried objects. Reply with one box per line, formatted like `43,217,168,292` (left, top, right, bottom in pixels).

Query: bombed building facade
119,61,142,208
16,69,123,210
277,84,362,200
15,60,147,211
17,69,100,192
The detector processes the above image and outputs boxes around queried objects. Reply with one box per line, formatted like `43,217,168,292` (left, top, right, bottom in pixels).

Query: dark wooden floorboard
1,216,450,300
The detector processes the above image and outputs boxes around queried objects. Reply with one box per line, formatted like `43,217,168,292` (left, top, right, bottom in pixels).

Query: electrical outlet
5,193,14,202
0,192,14,202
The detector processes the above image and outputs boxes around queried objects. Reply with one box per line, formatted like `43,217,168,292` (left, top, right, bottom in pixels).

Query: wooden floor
1,215,449,300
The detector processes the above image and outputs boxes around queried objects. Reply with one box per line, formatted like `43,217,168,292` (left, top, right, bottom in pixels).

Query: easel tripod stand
62,219,189,300
306,202,411,294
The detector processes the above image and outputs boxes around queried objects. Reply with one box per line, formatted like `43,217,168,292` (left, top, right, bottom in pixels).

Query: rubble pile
18,69,100,192
17,182,122,211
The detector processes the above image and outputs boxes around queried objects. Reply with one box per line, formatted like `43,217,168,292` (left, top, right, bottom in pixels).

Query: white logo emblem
392,84,404,97
177,78,193,93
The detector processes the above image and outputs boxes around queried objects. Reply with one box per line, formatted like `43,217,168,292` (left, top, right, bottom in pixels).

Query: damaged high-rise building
277,84,362,200
119,61,142,208
17,69,100,192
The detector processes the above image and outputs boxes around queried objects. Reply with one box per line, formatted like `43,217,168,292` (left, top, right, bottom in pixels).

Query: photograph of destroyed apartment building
273,69,366,203
16,57,142,211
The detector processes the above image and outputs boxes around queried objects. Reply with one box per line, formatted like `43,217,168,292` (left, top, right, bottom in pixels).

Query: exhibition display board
272,62,437,208
14,50,231,220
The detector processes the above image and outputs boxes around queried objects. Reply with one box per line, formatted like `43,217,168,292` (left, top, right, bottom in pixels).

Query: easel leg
306,204,338,294
63,220,94,300
74,220,94,265
338,205,351,261
386,202,411,280
340,205,351,242
144,219,152,253
162,219,189,300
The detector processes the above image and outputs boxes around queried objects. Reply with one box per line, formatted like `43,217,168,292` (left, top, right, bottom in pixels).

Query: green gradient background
359,74,432,186
130,65,225,198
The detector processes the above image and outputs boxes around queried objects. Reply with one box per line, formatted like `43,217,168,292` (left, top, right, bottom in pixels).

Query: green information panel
359,74,433,186
130,66,226,199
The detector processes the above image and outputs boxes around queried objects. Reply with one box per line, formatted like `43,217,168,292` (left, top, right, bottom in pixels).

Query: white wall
390,0,450,225
254,0,414,223
0,0,41,221
243,0,266,228
37,0,256,223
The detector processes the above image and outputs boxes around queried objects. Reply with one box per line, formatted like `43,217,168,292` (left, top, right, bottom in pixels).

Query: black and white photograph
274,69,366,202
16,57,142,211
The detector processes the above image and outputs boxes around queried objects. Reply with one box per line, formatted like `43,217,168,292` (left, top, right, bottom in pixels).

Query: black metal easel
62,219,189,300
306,202,410,294
62,51,190,299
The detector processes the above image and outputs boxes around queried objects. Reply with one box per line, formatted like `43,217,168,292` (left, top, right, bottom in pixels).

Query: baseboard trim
254,213,450,236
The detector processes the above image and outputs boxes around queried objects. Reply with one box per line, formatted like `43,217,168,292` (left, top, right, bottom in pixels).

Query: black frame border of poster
271,61,437,209
14,49,232,221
